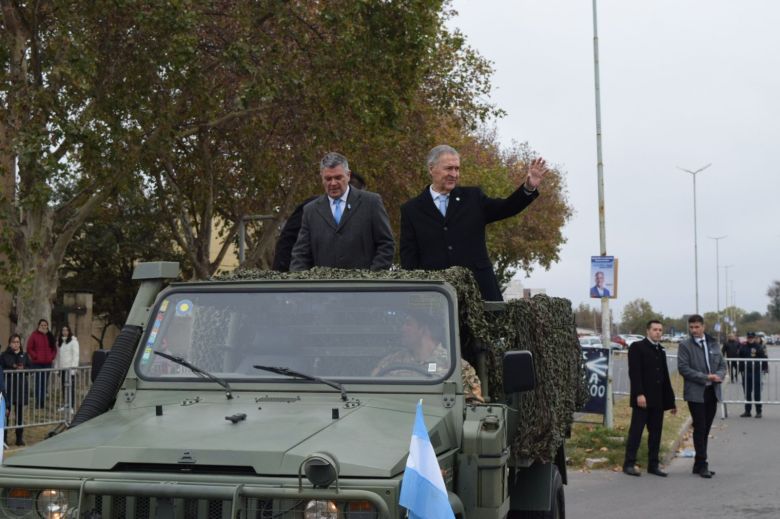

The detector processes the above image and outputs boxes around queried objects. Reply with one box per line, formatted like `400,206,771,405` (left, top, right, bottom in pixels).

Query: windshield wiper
153,350,233,400
253,365,348,402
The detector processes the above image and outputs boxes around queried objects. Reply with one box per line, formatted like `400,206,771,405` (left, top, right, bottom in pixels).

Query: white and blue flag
399,400,455,519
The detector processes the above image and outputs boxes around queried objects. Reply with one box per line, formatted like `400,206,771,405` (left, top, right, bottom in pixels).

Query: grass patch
567,372,689,471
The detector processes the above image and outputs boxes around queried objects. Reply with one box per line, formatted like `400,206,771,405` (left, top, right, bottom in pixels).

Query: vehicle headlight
35,489,76,519
304,500,338,519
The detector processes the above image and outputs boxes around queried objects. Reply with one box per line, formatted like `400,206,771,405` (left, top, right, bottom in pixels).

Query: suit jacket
628,338,676,410
290,189,394,271
272,196,318,272
677,334,727,403
399,185,538,300
590,286,610,298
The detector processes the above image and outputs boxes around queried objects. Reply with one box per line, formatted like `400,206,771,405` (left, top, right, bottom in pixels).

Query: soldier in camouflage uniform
372,311,484,403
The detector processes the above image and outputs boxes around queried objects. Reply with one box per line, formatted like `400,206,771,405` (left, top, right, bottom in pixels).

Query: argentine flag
399,400,455,519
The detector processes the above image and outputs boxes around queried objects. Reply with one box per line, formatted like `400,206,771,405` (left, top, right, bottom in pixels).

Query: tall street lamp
678,164,712,314
723,264,734,332
591,0,613,428
708,235,726,341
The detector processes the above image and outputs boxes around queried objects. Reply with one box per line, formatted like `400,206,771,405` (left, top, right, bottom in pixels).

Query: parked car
611,335,628,348
580,336,622,351
619,334,644,345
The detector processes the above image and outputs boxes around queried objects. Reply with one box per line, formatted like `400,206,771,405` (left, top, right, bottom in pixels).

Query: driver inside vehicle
372,310,484,403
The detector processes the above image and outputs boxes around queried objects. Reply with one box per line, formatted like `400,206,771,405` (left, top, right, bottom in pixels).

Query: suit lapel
416,186,445,222
444,186,464,222
313,196,337,231
337,189,362,230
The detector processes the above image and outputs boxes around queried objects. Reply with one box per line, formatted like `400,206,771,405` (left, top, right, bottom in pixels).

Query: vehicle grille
83,495,273,518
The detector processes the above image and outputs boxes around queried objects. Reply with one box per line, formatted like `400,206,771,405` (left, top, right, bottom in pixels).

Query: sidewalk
566,406,780,518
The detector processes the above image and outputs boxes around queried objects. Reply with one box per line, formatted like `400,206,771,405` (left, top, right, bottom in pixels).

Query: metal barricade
610,350,682,400
3,365,92,432
611,351,780,411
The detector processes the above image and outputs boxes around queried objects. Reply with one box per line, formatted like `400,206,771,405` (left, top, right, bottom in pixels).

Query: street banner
581,347,610,415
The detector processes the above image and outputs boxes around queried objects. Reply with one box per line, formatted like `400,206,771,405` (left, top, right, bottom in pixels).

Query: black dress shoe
699,467,713,478
755,413,762,418
691,465,714,475
740,412,751,417
623,466,641,477
648,467,668,477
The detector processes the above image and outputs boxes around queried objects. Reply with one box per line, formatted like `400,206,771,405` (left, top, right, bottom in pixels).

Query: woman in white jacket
56,324,80,410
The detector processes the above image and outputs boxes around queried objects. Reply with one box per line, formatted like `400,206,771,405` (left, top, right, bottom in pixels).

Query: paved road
568,347,780,518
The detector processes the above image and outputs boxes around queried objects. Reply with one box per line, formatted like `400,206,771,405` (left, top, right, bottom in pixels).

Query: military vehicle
0,262,571,518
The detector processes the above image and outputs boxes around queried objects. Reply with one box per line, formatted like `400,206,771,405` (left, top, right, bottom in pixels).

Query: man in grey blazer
290,152,394,271
677,314,726,478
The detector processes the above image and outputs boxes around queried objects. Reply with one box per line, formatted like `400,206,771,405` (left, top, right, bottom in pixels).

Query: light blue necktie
333,199,342,225
437,195,447,216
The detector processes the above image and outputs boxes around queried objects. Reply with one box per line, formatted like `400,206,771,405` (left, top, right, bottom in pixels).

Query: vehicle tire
506,466,565,519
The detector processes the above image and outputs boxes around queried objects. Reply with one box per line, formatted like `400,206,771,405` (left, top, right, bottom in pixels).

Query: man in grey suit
677,314,726,478
290,152,394,271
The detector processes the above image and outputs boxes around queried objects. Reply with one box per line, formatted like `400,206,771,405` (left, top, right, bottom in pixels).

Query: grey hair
320,152,350,173
426,145,459,169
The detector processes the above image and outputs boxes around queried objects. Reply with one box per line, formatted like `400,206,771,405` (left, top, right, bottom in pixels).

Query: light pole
678,164,712,314
723,264,734,332
591,0,613,428
708,235,726,341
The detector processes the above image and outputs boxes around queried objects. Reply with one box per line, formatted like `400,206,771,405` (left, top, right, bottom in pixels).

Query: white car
579,336,622,350
619,334,644,345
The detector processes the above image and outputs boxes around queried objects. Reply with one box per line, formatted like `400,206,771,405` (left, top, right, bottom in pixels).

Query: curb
663,415,692,466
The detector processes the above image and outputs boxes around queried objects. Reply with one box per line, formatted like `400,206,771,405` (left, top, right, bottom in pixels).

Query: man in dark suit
399,144,548,300
623,320,676,477
290,152,394,271
678,314,726,478
589,271,611,298
272,171,366,272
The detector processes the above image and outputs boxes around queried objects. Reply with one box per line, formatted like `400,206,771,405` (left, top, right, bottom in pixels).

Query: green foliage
620,299,662,334
59,185,185,346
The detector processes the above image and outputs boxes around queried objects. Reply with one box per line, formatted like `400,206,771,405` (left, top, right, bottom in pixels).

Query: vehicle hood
5,393,455,478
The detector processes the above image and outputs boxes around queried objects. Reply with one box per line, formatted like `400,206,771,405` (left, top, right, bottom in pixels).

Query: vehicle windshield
136,288,454,383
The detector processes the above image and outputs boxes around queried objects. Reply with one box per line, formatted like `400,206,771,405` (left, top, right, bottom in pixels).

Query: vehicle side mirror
91,350,110,383
502,350,535,393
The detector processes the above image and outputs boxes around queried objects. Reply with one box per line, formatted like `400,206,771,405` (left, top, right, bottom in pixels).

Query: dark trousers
61,372,76,408
727,360,739,382
4,403,24,444
623,406,664,469
744,371,762,414
687,386,717,467
31,363,52,408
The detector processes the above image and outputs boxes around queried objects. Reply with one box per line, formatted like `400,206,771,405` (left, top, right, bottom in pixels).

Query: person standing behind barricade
739,332,768,418
623,320,677,477
1,334,31,446
55,324,80,412
26,319,57,409
678,314,726,479
721,333,741,383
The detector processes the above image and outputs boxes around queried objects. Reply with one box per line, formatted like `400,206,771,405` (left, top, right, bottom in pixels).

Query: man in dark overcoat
399,145,548,301
623,320,677,477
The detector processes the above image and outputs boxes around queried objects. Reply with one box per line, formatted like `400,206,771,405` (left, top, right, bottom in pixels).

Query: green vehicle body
0,262,566,519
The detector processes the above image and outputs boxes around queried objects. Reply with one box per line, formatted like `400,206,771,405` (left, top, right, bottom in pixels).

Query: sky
449,0,780,321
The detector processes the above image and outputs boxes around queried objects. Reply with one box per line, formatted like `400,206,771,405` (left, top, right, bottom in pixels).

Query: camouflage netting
215,267,588,463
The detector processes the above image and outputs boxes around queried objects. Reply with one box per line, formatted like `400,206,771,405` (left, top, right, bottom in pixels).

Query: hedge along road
566,345,780,518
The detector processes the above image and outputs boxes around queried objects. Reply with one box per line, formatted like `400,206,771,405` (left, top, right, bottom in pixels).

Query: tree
59,184,184,347
768,281,780,321
620,299,662,335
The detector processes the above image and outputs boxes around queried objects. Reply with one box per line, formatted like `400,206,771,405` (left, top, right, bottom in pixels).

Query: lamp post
591,0,613,428
678,164,712,314
723,264,734,332
708,235,726,342
238,214,275,265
